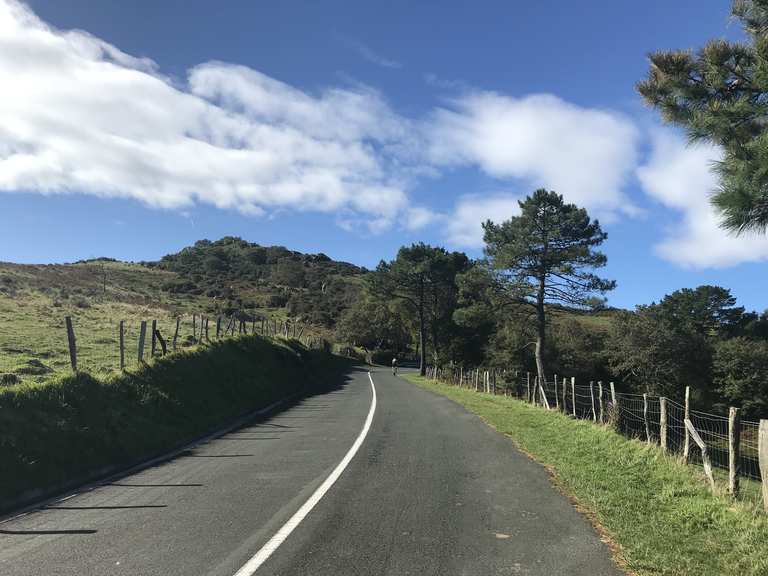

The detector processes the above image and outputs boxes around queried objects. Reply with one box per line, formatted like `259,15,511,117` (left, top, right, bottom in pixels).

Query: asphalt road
0,366,622,575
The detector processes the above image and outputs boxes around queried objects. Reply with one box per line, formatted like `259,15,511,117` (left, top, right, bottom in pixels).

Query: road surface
0,366,621,575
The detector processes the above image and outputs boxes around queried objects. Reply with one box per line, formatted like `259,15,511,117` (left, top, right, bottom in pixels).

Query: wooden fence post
729,407,741,498
119,320,125,371
660,397,668,452
643,393,651,444
539,377,551,410
683,386,691,464
151,320,157,356
571,377,576,417
526,372,531,403
554,373,559,410
589,381,597,422
155,328,167,355
138,320,147,364
610,382,619,428
685,418,717,493
65,316,77,372
759,420,768,512
172,317,180,351
192,314,197,342
598,381,604,424
562,377,567,413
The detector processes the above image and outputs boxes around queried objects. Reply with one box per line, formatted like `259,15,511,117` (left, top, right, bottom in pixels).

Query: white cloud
427,92,640,219
404,206,441,231
0,0,413,225
637,128,768,268
445,193,522,248
344,38,402,69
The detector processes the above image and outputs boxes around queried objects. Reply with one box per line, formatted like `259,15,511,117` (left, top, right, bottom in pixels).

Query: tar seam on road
232,371,378,576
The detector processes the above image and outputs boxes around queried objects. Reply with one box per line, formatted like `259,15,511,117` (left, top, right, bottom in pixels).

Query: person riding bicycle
391,357,398,375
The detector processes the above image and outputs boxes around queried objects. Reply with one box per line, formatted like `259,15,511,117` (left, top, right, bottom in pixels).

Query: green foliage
637,0,768,233
154,236,364,325
656,285,746,338
713,337,768,418
335,298,411,353
548,316,611,382
606,306,713,399
482,189,614,382
371,243,470,372
606,285,765,404
482,189,615,308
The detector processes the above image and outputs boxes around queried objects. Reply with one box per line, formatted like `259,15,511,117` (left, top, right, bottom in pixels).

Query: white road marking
233,371,378,575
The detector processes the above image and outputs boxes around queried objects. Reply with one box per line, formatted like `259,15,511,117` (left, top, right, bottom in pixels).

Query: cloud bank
0,0,414,232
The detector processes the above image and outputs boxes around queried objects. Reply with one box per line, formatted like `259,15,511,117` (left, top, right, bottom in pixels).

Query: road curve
0,366,622,575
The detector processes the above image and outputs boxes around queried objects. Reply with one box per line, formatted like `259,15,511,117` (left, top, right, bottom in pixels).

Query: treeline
336,190,768,419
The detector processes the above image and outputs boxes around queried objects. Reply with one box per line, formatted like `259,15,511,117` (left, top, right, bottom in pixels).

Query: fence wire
0,313,315,386
426,366,765,485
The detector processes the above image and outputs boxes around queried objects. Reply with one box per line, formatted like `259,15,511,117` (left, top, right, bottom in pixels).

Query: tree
335,299,410,354
482,189,615,385
713,337,768,418
606,307,712,398
656,285,746,338
425,251,471,365
637,0,768,233
371,243,467,376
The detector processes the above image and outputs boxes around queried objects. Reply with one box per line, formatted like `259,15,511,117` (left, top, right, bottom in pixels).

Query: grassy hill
0,237,365,385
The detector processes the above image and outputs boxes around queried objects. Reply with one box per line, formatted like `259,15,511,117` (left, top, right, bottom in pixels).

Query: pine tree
637,0,768,233
482,189,615,387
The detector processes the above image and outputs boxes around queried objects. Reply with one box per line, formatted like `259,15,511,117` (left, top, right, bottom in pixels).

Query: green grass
405,374,768,576
0,335,350,514
0,260,315,386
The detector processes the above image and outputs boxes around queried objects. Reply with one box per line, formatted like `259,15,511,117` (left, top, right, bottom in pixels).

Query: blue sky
1,0,766,312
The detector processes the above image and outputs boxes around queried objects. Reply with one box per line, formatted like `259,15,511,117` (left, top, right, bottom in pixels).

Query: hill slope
0,237,364,385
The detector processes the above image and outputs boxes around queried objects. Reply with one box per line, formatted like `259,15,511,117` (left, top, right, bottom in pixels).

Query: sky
1,0,766,311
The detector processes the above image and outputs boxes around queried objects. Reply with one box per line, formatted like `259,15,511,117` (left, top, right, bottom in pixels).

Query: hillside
0,237,365,385
149,236,365,326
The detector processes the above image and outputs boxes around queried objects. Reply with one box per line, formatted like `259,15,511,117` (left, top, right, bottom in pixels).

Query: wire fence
0,312,322,386
426,365,765,503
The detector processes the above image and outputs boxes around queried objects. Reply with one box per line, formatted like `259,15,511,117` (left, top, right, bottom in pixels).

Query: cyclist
391,356,398,376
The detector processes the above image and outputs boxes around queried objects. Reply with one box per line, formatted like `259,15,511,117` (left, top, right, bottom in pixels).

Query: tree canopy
370,243,469,375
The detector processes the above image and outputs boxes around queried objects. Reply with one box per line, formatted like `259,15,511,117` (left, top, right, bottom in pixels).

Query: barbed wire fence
0,312,326,386
425,365,768,510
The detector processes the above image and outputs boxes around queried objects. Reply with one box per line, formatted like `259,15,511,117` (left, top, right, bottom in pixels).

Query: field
0,260,310,385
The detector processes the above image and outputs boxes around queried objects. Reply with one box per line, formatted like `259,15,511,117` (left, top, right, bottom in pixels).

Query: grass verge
1,336,350,514
405,374,768,576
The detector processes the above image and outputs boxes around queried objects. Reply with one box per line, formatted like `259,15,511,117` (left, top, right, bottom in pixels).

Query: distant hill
148,236,366,326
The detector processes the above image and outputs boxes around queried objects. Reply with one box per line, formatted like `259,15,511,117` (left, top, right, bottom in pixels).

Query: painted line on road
233,371,378,575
